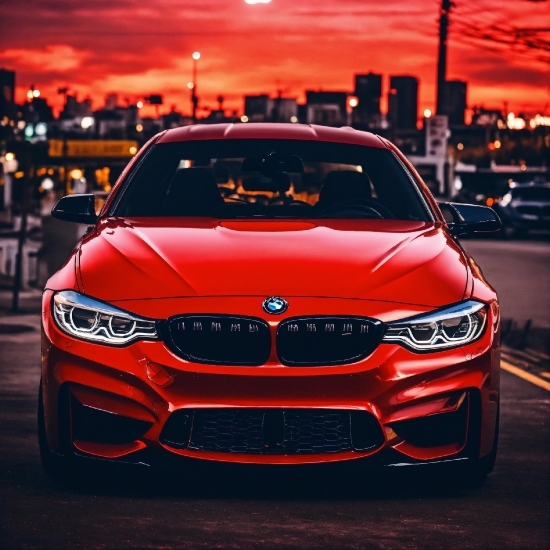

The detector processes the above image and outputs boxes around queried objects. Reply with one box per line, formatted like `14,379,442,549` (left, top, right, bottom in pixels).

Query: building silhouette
353,73,382,127
305,91,348,126
441,80,467,126
388,76,418,130
0,68,16,120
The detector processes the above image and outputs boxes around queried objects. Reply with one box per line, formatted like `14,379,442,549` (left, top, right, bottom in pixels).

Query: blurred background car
496,180,550,238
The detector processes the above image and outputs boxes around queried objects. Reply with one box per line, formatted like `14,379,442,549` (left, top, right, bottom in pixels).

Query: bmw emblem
262,296,288,315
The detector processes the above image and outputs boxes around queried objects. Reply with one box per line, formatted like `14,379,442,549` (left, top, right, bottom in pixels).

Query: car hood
78,217,468,307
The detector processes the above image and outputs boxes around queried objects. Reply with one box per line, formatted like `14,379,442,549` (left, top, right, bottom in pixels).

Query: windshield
113,139,431,221
512,187,550,202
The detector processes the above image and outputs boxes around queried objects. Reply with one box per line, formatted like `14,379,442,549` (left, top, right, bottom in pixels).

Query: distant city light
187,82,195,89
456,143,464,150
245,0,271,3
531,114,550,127
136,124,143,132
129,146,138,155
26,90,33,100
500,192,512,207
136,101,144,108
454,175,463,191
33,89,40,98
5,152,15,162
35,122,47,136
290,116,298,123
507,112,526,130
24,125,33,138
348,97,358,108
494,140,501,149
81,116,94,129
423,109,432,118
241,115,249,123
70,169,83,180
192,52,201,60
17,120,25,130
42,178,54,191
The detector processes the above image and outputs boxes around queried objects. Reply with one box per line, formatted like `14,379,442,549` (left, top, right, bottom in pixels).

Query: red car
39,123,502,486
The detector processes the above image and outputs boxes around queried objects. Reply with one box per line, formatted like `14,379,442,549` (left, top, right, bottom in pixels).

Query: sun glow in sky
0,0,548,118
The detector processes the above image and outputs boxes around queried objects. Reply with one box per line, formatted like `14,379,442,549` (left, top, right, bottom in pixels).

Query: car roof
158,123,386,149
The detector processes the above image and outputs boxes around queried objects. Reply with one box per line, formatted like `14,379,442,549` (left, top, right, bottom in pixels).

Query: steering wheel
318,199,393,219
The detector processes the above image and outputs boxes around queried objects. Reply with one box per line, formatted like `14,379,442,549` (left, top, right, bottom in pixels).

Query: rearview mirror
51,194,98,224
242,153,304,175
439,202,501,235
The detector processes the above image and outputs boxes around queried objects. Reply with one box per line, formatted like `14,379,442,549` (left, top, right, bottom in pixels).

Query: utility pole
436,0,452,115
12,144,31,312
191,52,200,123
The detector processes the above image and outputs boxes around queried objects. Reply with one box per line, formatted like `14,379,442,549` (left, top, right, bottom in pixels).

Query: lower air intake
71,396,152,445
159,408,385,455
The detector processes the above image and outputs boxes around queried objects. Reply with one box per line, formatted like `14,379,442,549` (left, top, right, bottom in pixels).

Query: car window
113,139,431,221
512,187,550,201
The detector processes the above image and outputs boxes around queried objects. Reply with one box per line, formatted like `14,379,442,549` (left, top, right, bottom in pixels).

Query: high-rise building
353,73,382,126
388,76,418,130
0,68,16,120
441,80,467,126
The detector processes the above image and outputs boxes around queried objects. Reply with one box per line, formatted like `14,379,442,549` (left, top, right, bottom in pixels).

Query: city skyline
0,0,548,118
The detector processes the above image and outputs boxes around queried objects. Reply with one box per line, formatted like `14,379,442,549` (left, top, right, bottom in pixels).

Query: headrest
317,170,372,208
166,167,224,215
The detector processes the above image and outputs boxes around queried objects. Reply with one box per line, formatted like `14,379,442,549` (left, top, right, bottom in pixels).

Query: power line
450,0,550,65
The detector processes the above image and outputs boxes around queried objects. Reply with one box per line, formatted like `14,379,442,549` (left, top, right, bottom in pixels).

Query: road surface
0,239,548,549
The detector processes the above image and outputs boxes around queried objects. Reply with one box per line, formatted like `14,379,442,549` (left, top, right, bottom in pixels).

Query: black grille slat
159,408,385,455
277,316,383,366
283,410,351,454
165,315,271,366
189,410,265,453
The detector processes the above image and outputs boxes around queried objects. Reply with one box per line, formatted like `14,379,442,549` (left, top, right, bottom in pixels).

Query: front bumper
41,291,500,466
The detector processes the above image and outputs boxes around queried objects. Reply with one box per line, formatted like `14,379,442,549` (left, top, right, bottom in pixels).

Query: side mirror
51,194,98,224
439,202,501,235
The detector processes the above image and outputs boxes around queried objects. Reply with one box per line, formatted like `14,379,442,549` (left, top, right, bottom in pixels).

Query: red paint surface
42,129,500,465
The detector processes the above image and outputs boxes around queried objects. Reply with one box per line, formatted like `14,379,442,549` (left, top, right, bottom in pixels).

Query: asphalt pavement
462,238,550,329
0,238,549,550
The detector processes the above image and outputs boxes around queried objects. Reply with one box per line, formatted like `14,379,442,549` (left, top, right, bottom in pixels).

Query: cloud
0,45,90,73
0,0,547,115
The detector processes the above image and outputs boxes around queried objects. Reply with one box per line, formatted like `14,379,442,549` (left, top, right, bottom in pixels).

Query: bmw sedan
39,123,502,486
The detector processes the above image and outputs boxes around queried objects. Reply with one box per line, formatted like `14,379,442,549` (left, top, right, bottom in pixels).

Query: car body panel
41,124,500,469
74,218,468,307
158,123,386,149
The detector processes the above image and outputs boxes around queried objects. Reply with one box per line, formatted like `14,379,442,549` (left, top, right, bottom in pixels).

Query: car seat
164,168,224,216
315,170,372,210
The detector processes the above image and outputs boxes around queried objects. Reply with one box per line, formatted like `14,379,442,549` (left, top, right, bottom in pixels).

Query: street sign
48,140,139,158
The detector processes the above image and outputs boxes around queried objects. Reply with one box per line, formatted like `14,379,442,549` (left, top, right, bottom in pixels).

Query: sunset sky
1,0,548,119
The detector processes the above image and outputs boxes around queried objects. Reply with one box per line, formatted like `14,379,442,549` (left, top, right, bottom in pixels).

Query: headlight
52,290,158,345
383,300,487,352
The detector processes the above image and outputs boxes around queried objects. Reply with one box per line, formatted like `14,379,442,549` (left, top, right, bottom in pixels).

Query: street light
191,52,200,123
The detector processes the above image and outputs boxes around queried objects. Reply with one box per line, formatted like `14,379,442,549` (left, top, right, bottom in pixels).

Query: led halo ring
382,300,488,352
52,290,158,346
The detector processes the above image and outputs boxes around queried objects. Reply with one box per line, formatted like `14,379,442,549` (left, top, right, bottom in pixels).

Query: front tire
453,398,500,489
38,380,68,480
